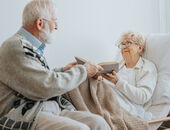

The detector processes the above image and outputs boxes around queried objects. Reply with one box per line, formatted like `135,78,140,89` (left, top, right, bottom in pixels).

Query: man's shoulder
3,33,20,44
0,33,21,53
1,32,33,54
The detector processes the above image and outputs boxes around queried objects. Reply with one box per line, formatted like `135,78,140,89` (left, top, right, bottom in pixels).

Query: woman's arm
115,66,157,105
102,62,157,105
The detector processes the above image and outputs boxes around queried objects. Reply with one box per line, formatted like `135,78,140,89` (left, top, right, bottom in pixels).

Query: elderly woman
102,31,157,120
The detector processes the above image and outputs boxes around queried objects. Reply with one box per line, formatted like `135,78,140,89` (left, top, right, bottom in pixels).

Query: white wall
0,0,30,43
165,0,170,32
0,0,161,68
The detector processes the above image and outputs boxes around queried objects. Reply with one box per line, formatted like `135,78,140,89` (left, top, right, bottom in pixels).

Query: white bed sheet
145,34,170,130
148,103,170,130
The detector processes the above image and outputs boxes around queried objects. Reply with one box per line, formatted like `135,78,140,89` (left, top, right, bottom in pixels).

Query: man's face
39,10,58,44
49,10,58,32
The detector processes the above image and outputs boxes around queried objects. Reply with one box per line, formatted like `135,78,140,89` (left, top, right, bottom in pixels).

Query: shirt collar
19,28,46,56
119,57,144,70
134,57,144,69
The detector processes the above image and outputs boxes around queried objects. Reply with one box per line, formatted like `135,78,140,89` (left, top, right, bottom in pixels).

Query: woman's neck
124,55,140,68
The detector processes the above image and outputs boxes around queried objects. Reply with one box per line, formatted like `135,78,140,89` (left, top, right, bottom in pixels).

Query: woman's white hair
22,0,57,26
119,31,146,54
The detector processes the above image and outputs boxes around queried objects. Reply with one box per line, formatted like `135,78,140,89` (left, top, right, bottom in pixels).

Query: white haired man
0,0,110,130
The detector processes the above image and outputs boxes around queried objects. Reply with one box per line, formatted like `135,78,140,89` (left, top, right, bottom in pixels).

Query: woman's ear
35,18,44,31
138,45,144,55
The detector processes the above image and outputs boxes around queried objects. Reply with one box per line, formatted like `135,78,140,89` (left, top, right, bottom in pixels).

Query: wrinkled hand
93,75,103,81
84,61,103,78
64,62,78,71
102,71,119,84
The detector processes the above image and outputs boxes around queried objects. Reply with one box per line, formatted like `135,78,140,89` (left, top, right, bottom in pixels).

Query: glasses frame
118,41,139,49
42,18,57,26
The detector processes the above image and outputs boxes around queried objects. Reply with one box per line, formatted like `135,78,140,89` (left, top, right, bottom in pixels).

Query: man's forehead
50,10,57,19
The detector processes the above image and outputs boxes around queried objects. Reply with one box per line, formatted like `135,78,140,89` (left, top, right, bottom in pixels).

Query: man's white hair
22,0,57,26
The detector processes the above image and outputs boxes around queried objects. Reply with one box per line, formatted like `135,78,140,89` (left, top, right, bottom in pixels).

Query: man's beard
39,23,57,44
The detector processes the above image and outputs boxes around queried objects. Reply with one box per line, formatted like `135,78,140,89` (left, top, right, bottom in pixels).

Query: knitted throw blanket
64,78,149,130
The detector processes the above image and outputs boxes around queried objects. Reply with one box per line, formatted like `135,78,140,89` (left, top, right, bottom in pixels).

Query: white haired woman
102,31,157,120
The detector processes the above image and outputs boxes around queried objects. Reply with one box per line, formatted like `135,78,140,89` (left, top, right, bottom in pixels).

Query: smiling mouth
123,50,129,52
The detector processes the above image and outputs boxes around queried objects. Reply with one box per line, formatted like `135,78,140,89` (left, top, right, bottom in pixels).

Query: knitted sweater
0,31,87,129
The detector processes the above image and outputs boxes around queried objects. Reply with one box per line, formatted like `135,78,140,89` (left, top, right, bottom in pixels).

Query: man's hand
64,62,78,71
102,71,119,84
93,75,103,81
84,61,103,78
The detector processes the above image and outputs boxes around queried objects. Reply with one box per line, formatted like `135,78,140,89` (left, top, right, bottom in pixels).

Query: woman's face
120,41,144,61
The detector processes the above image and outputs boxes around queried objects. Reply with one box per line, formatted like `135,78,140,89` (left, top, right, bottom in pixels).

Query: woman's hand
64,62,78,71
102,71,119,84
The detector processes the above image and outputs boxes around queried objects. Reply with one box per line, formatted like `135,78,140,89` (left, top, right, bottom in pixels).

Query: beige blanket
64,78,149,130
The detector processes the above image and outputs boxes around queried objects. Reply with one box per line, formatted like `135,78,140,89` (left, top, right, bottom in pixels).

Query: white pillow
144,34,170,105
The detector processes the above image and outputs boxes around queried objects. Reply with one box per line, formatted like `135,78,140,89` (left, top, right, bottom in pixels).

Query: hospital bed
115,33,170,129
144,34,170,130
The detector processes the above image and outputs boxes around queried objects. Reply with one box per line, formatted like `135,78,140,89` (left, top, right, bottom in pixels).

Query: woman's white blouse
113,57,157,120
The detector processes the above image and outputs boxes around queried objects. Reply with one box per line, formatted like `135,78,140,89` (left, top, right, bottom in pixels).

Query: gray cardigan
0,31,87,129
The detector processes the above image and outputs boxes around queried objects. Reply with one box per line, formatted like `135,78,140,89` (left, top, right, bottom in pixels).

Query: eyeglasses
118,41,139,48
42,18,57,26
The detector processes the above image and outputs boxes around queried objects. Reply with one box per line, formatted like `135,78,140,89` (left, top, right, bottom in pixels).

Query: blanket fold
64,78,149,130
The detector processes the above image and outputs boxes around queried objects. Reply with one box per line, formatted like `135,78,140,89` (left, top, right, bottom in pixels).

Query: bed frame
148,112,170,129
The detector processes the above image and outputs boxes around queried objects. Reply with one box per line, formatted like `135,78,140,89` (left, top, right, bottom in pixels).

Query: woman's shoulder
141,57,157,72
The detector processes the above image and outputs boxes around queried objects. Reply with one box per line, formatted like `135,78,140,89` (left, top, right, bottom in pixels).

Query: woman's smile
122,48,129,53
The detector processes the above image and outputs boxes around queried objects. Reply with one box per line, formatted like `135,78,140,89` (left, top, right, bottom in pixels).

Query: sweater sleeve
115,64,157,105
53,67,65,72
0,39,87,101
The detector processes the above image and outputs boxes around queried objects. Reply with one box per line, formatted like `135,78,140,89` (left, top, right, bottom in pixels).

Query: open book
75,56,119,75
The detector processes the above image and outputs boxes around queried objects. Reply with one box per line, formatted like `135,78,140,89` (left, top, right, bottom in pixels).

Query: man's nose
54,24,58,30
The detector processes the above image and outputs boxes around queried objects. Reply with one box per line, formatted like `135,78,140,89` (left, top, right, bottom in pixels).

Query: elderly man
0,0,110,130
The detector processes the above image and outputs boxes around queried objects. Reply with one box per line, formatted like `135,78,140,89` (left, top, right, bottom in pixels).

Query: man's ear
35,18,44,31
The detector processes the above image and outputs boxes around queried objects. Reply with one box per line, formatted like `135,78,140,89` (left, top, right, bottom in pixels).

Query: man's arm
53,67,65,72
0,39,87,101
